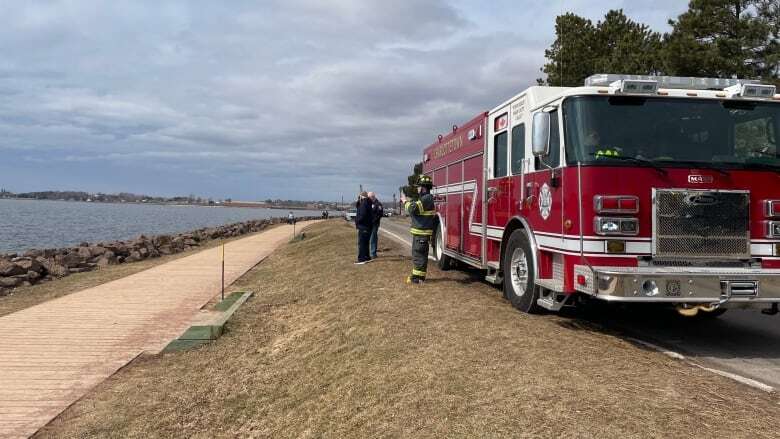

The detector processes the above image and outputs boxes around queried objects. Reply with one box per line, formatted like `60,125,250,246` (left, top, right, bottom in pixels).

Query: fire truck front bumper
573,265,780,305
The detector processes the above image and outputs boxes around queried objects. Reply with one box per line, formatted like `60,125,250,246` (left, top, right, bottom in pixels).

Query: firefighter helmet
417,175,433,188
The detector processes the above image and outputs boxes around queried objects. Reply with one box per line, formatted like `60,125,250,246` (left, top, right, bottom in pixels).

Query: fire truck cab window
563,96,780,170
493,132,508,178
536,111,560,170
511,124,525,174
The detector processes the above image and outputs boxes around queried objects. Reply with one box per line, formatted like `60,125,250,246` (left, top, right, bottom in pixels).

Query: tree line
539,0,779,87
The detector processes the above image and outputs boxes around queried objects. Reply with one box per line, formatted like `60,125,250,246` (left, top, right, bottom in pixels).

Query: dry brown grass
0,226,279,318
37,221,780,438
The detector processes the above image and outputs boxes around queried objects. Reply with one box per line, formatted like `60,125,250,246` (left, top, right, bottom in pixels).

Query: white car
345,208,357,221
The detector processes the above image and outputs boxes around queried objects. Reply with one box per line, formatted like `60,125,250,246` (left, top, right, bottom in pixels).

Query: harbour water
0,199,327,253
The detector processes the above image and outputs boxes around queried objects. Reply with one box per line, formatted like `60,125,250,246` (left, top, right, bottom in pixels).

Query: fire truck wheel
503,230,541,314
434,224,452,271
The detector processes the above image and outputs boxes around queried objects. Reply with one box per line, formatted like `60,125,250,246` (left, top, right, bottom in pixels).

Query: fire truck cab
423,74,780,316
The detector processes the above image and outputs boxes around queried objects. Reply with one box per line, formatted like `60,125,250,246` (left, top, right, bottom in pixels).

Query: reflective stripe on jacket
405,193,436,236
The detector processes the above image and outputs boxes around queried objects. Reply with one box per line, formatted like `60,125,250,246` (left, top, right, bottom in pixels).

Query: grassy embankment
0,226,280,318
38,221,780,438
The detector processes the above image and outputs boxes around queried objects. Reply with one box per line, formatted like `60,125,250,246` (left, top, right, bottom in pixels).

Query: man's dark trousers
357,227,371,262
369,222,380,258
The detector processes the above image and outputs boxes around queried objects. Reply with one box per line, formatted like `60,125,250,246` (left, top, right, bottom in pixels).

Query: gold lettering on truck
432,136,463,160
511,97,526,124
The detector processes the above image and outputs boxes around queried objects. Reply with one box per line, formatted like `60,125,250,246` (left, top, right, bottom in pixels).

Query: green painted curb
163,291,254,352
214,291,244,312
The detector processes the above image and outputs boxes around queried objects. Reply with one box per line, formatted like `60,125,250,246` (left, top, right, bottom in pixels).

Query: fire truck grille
653,190,750,259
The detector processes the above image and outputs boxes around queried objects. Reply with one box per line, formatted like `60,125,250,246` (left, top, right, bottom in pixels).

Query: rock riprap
0,216,316,296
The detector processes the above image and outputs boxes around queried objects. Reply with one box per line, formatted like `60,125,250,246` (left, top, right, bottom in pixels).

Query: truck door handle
524,182,536,205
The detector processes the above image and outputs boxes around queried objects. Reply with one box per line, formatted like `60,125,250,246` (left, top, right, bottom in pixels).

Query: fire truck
422,74,780,316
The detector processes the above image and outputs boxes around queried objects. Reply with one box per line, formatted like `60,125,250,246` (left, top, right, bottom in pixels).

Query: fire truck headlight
620,219,638,234
598,219,620,234
769,221,780,238
594,217,639,236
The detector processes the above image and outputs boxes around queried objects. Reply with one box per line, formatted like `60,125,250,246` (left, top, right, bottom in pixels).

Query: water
0,199,328,254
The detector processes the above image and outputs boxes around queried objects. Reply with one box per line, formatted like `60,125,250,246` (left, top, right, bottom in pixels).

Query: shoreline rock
0,216,317,297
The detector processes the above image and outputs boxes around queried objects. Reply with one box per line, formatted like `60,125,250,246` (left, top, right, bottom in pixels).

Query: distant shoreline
0,198,341,211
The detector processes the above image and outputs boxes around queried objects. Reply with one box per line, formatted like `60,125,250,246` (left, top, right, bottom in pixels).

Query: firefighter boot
406,275,424,285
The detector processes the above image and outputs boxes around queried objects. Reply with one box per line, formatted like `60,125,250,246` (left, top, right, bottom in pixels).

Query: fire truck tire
434,224,452,271
503,230,541,314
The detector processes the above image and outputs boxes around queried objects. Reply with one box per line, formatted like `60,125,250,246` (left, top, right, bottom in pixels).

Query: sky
0,0,688,202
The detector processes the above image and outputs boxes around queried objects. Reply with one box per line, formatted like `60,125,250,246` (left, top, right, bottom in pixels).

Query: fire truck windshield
564,95,780,171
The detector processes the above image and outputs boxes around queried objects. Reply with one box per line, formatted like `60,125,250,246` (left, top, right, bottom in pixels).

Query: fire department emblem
539,183,552,220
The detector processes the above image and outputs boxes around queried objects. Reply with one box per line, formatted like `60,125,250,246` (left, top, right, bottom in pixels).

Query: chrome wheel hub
509,247,529,297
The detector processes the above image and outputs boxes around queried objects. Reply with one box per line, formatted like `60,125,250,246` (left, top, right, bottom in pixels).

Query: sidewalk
0,221,317,438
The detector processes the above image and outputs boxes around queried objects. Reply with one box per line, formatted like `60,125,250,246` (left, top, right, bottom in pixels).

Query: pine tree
664,0,777,80
538,13,598,86
757,0,780,84
539,10,663,86
591,10,664,76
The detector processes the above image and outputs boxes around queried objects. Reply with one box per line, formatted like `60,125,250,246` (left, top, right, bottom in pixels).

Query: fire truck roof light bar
609,79,658,94
584,74,762,91
725,83,777,99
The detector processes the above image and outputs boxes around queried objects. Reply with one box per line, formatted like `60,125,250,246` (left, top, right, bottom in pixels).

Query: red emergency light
594,195,639,214
766,200,780,218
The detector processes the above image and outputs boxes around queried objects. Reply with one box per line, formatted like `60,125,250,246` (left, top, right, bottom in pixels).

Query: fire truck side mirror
532,112,551,157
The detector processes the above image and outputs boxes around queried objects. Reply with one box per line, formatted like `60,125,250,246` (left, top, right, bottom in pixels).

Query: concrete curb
164,291,254,352
625,337,776,394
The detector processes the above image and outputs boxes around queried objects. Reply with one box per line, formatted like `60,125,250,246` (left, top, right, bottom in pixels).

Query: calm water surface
0,199,327,253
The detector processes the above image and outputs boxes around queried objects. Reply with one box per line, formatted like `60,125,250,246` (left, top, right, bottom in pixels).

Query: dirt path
0,221,318,439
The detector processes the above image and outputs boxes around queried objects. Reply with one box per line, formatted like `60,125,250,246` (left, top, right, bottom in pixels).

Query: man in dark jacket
368,192,383,259
355,191,373,264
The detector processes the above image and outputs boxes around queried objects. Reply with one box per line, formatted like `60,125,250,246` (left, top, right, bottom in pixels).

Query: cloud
0,0,687,200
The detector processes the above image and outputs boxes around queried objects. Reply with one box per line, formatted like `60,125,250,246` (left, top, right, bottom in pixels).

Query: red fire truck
423,74,780,316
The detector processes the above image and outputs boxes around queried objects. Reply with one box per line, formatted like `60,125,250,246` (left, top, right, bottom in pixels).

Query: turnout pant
411,234,430,280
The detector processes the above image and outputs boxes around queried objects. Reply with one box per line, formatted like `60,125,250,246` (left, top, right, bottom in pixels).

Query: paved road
380,219,780,390
0,221,319,439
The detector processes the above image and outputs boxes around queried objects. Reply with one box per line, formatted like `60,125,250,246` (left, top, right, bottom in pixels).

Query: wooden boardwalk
0,221,317,438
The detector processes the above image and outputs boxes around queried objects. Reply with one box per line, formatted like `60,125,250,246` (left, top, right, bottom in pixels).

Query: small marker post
221,243,225,301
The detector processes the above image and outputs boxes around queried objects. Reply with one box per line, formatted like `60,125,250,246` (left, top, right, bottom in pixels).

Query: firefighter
400,175,436,284
595,148,621,158
585,130,621,159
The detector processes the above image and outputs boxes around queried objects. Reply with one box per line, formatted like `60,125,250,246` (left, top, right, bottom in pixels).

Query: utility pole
392,193,397,215
398,187,403,215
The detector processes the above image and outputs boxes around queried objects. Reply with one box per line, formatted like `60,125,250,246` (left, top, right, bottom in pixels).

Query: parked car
345,208,357,221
